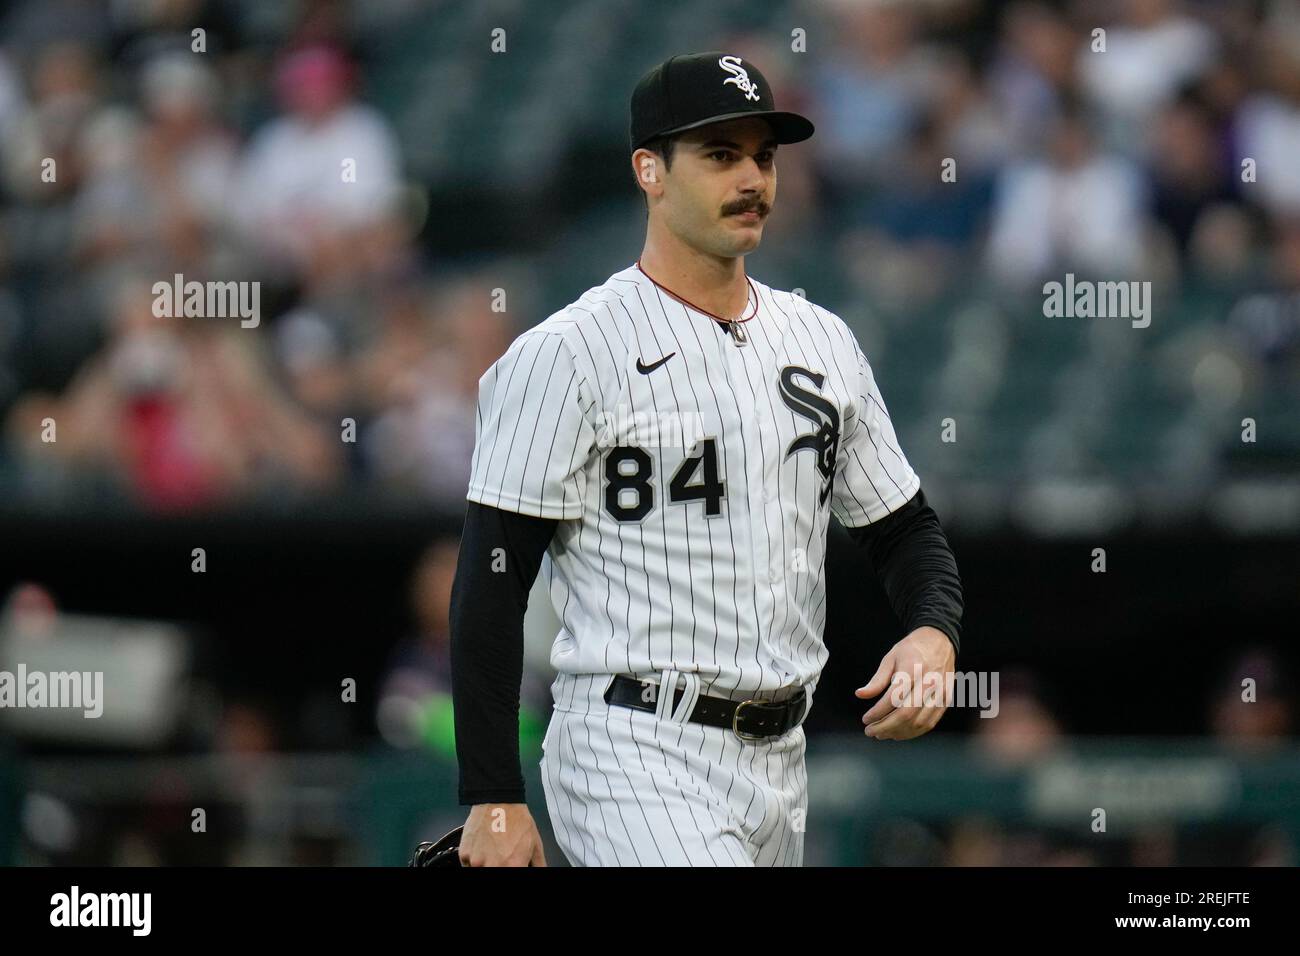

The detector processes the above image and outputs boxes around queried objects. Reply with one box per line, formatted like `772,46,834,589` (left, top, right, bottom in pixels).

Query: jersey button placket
723,332,769,592
743,360,777,575
760,418,783,587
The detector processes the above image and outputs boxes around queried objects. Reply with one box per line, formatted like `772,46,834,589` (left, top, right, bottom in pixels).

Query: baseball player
448,52,963,867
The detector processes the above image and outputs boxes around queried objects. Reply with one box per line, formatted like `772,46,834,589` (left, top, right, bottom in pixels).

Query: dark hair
635,133,678,210
643,133,678,170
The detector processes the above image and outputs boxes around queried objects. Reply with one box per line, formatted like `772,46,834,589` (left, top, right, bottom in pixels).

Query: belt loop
670,672,700,724
654,668,677,722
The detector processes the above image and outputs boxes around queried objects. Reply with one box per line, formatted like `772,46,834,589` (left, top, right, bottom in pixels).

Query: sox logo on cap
719,55,761,102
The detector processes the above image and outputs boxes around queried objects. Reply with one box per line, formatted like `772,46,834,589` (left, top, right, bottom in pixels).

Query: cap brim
649,110,815,146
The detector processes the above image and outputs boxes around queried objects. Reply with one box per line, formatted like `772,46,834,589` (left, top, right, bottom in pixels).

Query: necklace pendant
728,320,748,346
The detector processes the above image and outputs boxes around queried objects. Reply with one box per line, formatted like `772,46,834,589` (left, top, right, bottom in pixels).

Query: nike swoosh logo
636,352,676,374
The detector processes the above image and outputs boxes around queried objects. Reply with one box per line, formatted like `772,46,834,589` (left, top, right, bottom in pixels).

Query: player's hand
855,626,956,741
459,803,548,867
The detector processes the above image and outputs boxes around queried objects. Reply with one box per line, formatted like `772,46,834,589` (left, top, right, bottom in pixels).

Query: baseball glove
408,825,464,867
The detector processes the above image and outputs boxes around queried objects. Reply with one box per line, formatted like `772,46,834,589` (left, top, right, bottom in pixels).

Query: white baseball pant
540,671,809,866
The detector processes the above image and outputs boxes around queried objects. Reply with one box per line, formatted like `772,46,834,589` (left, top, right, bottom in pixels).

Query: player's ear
632,148,663,199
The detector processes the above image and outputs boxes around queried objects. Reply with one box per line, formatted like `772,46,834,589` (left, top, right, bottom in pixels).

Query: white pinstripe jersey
466,263,919,705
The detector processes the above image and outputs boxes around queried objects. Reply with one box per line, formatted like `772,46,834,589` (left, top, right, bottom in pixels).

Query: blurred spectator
1147,93,1238,257
946,816,1009,865
362,276,512,505
3,274,342,509
215,700,279,755
0,50,29,169
1235,36,1300,216
840,106,996,301
232,44,402,281
926,49,1012,176
810,0,939,187
989,3,1077,156
1187,202,1256,286
0,580,58,639
1208,648,1294,750
0,41,100,203
376,537,550,753
1076,0,1217,151
972,670,1064,766
1247,825,1297,866
70,50,241,281
1129,824,1178,866
986,100,1148,287
377,538,460,723
1223,215,1300,374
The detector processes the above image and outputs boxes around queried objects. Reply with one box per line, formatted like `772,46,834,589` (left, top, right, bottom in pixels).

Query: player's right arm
451,500,556,865
450,326,598,866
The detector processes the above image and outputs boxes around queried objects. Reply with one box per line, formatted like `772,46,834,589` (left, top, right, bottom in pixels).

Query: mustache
723,199,769,217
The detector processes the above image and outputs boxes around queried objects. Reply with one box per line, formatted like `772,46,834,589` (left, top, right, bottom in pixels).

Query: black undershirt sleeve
843,487,964,655
449,500,560,806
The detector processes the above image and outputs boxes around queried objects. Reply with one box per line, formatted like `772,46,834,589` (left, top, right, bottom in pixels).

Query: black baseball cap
629,52,814,153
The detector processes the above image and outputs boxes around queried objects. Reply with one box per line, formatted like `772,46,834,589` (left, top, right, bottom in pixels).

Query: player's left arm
848,488,962,740
830,333,964,741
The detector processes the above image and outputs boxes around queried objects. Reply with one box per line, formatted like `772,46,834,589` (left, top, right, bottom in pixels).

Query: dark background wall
4,503,1293,749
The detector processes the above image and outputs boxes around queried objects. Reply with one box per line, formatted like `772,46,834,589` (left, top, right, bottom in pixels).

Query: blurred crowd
0,0,1295,510
0,0,514,511
762,0,1300,310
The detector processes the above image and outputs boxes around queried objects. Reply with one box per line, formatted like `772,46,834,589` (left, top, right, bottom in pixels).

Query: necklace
636,257,757,346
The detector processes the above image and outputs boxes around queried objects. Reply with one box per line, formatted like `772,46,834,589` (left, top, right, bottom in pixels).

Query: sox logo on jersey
779,366,841,505
465,262,918,865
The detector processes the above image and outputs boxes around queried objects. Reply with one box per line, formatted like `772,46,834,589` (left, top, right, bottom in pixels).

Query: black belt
604,674,807,740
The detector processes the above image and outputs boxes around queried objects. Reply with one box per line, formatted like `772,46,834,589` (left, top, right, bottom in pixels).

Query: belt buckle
732,698,773,741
